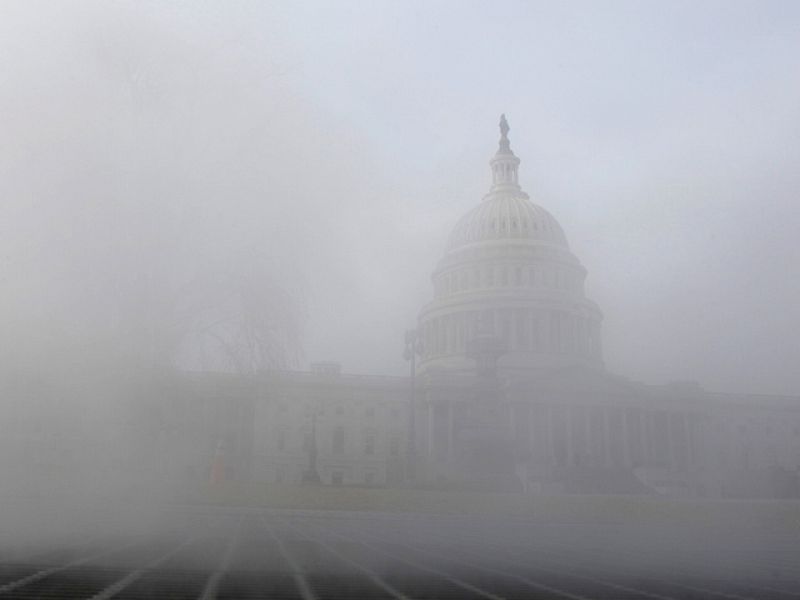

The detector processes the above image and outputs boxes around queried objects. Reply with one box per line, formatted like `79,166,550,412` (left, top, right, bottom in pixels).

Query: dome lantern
490,114,521,192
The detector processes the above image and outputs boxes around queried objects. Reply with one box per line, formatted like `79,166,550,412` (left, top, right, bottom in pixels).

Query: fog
3,1,799,391
1,2,800,597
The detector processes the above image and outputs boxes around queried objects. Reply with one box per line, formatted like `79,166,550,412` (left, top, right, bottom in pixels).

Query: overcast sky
1,1,799,395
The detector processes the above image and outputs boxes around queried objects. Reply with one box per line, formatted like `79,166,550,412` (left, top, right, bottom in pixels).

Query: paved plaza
0,507,799,599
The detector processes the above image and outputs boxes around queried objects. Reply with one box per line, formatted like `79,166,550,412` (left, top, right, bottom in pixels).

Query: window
515,309,528,350
302,432,312,452
550,312,561,352
480,309,494,334
332,426,345,454
564,315,575,352
424,323,432,357
331,471,343,486
391,408,399,419
364,434,375,455
467,311,478,340
335,404,344,416
499,309,511,343
365,406,374,419
390,437,400,457
365,472,375,485
446,316,455,353
277,430,285,451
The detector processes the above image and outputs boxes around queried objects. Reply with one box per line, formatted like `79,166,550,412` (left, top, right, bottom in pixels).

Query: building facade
176,117,800,498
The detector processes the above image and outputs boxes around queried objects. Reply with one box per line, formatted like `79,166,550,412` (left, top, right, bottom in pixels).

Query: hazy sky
1,1,799,394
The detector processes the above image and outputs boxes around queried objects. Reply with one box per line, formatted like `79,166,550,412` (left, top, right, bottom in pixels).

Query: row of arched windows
421,308,600,358
435,263,581,297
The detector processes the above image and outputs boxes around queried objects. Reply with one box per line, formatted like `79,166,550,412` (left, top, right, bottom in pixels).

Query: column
565,405,574,467
547,405,557,466
531,403,549,466
603,407,611,468
644,410,654,467
446,400,454,462
622,407,631,468
427,399,435,460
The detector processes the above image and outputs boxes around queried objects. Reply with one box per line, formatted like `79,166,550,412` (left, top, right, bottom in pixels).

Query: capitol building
173,117,800,498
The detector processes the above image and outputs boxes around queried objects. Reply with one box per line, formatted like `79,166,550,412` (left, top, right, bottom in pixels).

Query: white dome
446,193,568,252
416,116,603,376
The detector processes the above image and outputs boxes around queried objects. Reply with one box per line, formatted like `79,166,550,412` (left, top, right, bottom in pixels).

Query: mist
1,2,800,598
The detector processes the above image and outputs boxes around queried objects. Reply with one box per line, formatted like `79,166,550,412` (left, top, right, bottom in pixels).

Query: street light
404,328,424,484
302,403,322,484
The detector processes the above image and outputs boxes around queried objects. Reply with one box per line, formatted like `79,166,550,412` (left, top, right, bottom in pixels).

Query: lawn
181,482,800,531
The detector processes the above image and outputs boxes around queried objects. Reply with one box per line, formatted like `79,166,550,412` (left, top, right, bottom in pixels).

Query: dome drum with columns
417,115,603,376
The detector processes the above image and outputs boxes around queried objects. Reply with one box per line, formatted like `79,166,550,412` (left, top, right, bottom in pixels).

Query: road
0,507,798,599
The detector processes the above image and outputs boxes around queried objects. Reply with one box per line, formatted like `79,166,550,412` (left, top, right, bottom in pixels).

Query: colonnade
421,308,601,359
424,399,698,472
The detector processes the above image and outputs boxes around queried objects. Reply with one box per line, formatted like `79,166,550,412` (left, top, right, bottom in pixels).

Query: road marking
0,540,142,596
274,515,410,600
198,517,242,600
285,517,506,600
88,536,197,600
450,525,765,600
344,519,593,600
262,517,318,600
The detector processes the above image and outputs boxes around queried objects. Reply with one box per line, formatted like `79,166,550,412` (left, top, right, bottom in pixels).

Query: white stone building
175,117,800,497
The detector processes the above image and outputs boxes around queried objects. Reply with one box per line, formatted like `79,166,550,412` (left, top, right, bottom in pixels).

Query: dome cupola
489,114,521,192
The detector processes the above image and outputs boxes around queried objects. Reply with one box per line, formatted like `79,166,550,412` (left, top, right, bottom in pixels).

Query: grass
180,482,800,531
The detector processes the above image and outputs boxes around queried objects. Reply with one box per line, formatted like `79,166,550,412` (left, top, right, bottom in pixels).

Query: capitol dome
417,116,603,376
446,194,568,251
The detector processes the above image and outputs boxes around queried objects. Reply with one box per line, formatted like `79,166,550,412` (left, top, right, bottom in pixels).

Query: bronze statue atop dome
497,114,513,155
499,113,509,139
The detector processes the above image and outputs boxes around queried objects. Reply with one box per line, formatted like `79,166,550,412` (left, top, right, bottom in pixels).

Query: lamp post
404,329,424,484
302,404,321,484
